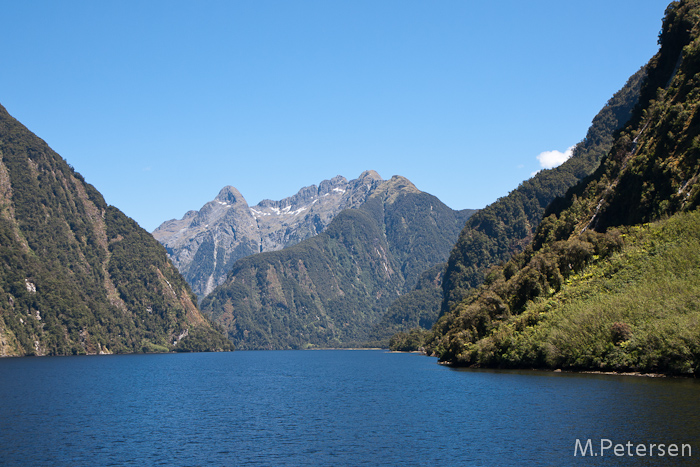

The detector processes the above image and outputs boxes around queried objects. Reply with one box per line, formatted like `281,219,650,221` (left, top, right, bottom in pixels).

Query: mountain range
152,47,646,352
198,175,475,349
3,0,696,373
154,170,392,298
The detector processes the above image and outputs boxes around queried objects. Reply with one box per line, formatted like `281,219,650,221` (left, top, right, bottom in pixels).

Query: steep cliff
0,104,231,356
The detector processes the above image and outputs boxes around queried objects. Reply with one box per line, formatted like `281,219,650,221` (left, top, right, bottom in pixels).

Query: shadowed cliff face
0,103,231,356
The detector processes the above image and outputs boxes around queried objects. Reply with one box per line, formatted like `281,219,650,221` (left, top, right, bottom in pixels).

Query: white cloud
536,146,575,169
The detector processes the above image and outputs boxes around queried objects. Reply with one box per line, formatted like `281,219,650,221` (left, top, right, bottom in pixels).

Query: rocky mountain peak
153,170,400,298
215,186,246,205
319,175,348,194
359,170,382,182
387,175,419,191
369,175,421,204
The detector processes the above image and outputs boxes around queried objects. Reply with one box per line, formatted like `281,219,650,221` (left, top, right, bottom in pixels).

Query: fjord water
1,351,698,466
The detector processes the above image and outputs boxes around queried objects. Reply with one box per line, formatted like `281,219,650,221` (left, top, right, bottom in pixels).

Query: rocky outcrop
153,170,387,298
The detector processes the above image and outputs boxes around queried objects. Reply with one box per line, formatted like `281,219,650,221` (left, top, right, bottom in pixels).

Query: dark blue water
1,350,698,466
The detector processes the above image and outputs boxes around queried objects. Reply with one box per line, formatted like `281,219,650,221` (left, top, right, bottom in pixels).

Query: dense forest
386,46,647,350
423,0,700,375
440,67,646,315
0,104,232,355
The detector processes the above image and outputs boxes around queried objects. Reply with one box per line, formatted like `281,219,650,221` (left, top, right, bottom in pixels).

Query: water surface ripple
1,350,698,466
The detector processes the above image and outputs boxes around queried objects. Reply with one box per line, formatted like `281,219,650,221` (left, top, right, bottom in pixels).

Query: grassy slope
452,210,700,375
440,68,645,313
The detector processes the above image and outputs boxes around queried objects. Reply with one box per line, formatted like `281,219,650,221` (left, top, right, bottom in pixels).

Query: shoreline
437,361,677,378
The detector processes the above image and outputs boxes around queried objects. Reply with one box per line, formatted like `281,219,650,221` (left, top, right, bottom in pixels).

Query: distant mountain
428,0,700,375
0,104,232,356
200,176,475,349
153,171,388,298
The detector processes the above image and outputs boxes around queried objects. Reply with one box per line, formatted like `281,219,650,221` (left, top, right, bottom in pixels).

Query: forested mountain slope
0,104,232,356
440,67,646,314
200,176,474,349
428,0,700,375
385,46,646,350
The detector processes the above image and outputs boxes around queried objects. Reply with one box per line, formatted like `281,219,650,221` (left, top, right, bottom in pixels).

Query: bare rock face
153,170,386,298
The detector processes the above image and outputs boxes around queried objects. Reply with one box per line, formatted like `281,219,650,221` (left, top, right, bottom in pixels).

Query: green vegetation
175,323,234,352
369,263,445,347
441,66,646,313
389,328,432,352
201,179,474,350
0,103,231,356
388,25,646,351
429,0,700,375
429,211,700,375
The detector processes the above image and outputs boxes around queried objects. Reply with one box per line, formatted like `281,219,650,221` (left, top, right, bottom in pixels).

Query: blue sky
2,1,670,232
